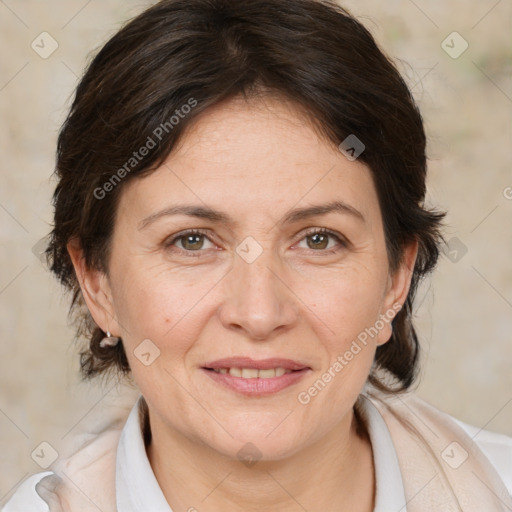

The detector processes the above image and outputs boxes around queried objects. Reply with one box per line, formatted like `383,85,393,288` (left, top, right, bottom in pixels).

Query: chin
216,438,304,465
204,418,308,463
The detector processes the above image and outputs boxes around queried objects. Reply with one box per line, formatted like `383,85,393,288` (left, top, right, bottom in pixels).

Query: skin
69,94,417,512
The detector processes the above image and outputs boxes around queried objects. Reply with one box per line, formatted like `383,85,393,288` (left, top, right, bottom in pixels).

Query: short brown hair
48,0,445,390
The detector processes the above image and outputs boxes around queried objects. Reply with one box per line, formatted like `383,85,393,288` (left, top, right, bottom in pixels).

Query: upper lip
203,357,310,371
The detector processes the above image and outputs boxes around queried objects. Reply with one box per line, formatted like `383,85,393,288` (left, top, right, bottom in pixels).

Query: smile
210,367,293,378
202,366,310,395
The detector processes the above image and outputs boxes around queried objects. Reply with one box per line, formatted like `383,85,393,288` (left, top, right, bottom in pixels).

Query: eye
166,229,216,253
164,228,347,256
296,228,347,252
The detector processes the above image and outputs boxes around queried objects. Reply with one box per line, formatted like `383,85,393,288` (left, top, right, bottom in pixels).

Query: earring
99,330,120,348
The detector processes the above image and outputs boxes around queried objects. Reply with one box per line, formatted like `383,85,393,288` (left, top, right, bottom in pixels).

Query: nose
218,249,300,341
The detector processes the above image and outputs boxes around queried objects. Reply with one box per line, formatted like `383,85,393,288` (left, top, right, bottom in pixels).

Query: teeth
214,367,293,378
241,368,259,379
258,368,276,378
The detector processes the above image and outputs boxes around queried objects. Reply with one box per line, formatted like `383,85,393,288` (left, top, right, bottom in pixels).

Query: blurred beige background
1,0,511,501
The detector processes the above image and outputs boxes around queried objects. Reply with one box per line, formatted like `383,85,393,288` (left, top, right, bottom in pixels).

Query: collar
115,395,407,511
115,396,171,511
357,394,408,511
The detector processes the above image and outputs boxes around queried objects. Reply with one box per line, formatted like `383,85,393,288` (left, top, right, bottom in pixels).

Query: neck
147,407,375,512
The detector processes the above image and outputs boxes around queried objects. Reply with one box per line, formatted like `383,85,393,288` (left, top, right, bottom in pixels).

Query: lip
202,357,309,371
201,357,311,396
201,367,310,396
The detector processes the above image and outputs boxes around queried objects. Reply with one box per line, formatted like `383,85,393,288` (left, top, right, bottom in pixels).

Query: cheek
293,261,387,349
110,261,224,351
292,266,385,425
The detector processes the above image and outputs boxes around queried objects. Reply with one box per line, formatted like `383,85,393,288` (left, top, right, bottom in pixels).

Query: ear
376,240,419,346
67,239,120,336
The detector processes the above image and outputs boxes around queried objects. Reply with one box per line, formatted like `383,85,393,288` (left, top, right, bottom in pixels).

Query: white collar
357,395,408,511
115,396,170,511
115,395,407,511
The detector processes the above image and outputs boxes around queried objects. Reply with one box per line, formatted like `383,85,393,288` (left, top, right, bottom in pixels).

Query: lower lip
201,368,310,396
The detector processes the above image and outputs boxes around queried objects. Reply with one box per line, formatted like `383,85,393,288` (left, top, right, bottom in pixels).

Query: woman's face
80,95,416,460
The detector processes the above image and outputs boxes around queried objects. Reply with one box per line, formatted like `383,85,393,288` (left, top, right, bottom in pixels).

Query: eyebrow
138,200,365,230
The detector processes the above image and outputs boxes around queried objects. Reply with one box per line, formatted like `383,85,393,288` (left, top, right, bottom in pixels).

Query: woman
3,0,511,510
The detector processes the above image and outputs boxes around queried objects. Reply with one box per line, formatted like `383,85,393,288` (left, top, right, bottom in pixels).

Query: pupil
184,234,203,250
308,233,328,250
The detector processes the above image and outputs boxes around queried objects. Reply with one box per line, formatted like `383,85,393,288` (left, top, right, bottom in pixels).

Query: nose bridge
220,243,298,339
239,248,280,300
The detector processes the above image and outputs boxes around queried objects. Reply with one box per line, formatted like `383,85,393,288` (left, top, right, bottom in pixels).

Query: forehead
119,95,379,226
174,94,336,162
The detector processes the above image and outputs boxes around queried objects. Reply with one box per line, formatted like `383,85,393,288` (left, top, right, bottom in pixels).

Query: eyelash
164,228,348,257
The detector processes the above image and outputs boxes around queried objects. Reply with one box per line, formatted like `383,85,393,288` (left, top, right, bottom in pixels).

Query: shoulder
454,417,512,496
2,419,125,512
3,393,140,511
1,472,53,512
368,390,512,496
